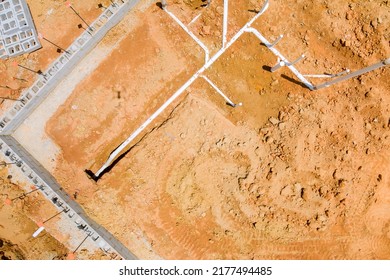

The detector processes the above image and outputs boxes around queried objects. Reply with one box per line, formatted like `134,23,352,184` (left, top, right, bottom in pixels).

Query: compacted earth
2,0,390,259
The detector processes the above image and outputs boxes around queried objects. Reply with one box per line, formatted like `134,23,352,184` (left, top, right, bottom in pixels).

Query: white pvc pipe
271,60,285,72
333,69,350,77
222,0,228,48
94,0,270,177
245,27,314,90
32,226,45,238
289,54,305,66
201,75,236,106
303,69,350,78
303,74,333,78
188,13,201,25
315,59,390,90
269,34,283,48
165,8,209,63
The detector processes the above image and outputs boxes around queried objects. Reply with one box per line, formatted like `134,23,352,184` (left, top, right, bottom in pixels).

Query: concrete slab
0,0,41,59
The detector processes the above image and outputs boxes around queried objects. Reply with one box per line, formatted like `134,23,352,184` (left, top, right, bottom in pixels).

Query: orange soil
8,0,390,259
0,168,68,259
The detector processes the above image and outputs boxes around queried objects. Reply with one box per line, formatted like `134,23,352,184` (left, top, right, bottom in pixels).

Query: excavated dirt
2,0,390,259
0,168,68,259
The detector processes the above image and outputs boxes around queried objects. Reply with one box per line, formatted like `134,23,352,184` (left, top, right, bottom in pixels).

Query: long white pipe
201,75,235,106
222,0,228,48
315,58,389,90
188,13,201,25
165,8,209,63
304,69,350,79
303,74,333,78
94,0,270,177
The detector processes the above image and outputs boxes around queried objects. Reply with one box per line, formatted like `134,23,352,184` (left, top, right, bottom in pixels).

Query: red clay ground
4,0,390,259
43,0,390,259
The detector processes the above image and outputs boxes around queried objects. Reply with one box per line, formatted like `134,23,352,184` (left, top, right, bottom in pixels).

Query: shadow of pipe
281,74,308,89
156,2,163,9
262,65,272,72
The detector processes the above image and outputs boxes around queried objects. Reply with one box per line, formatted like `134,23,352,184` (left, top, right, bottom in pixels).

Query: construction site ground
1,0,390,259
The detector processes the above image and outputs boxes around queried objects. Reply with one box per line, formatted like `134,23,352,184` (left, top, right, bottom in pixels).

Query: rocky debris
216,6,224,15
269,117,279,125
278,122,286,130
340,38,351,47
200,25,211,36
345,11,354,20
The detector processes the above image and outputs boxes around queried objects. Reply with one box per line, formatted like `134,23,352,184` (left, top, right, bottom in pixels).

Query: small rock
362,23,372,34
346,11,353,20
337,178,345,187
370,20,378,29
319,215,327,222
265,136,274,143
216,6,224,15
365,91,372,98
269,117,279,125
278,122,286,130
278,111,288,121
280,185,294,197
202,25,211,35
341,39,351,47
294,183,302,193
